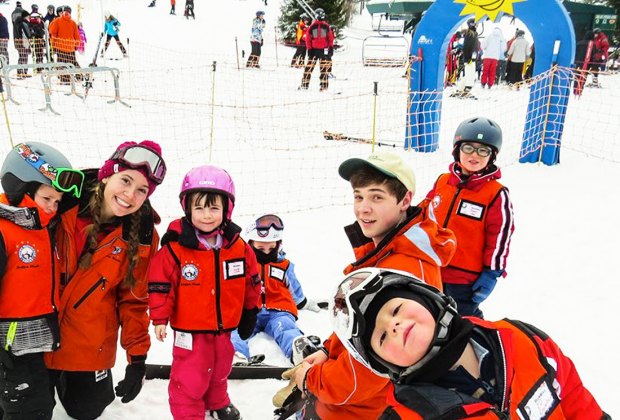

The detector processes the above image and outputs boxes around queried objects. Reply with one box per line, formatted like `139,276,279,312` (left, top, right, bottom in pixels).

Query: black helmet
516,29,525,37
256,10,264,17
47,3,54,9
467,18,476,28
452,117,502,161
31,3,38,10
315,8,325,20
62,4,70,13
1,142,74,206
55,5,61,14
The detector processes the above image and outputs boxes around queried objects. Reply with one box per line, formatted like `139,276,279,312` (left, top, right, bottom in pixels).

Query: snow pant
481,58,498,87
184,4,195,19
31,38,45,71
456,60,476,91
169,332,234,420
443,283,484,318
232,309,303,360
496,59,507,84
301,49,329,90
291,45,306,67
14,38,30,75
505,60,524,85
247,41,262,68
0,352,54,420
104,34,127,55
49,369,115,420
0,38,10,65
56,50,81,82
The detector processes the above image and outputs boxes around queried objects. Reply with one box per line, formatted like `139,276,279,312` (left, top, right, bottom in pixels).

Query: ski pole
371,81,378,153
274,26,278,67
209,61,216,162
1,90,15,148
235,37,240,70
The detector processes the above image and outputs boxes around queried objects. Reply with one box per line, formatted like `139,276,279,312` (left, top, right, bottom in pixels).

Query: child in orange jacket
331,267,610,420
148,165,260,420
0,142,83,419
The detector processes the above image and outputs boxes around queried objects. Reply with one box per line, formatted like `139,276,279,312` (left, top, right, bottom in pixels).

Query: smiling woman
44,140,167,420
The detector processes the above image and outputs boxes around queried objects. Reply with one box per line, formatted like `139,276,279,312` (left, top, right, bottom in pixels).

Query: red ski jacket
305,20,334,50
424,163,514,285
383,318,606,420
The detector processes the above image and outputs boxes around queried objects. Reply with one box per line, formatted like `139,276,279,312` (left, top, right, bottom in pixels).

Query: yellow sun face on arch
453,0,526,22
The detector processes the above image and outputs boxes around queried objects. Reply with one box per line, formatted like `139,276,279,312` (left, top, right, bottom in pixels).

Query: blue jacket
0,14,9,39
104,18,120,36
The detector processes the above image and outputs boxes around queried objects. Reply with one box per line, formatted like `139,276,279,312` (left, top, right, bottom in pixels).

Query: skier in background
505,29,529,89
480,26,506,89
590,28,609,87
170,0,175,15
76,21,85,54
290,13,310,68
0,11,9,67
246,10,265,68
29,4,45,71
12,2,32,78
43,3,54,23
184,0,194,19
48,5,81,82
101,14,127,58
299,8,334,91
453,18,479,97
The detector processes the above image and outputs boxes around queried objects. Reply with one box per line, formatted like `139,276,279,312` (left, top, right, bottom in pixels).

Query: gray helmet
467,18,476,28
593,27,601,34
1,142,73,205
315,8,325,20
452,117,502,161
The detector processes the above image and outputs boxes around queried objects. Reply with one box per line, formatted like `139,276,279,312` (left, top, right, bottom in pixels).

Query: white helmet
245,214,284,242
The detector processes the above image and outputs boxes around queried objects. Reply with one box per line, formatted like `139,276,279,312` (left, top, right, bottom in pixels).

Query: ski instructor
48,5,81,83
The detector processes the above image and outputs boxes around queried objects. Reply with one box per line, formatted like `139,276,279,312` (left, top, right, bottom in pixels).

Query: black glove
0,348,13,370
114,361,146,403
238,307,258,340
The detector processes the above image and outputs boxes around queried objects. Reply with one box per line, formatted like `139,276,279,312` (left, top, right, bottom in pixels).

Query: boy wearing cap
292,151,456,419
331,268,610,420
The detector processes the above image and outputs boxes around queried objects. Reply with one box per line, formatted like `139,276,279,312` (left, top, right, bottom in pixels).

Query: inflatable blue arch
405,0,575,165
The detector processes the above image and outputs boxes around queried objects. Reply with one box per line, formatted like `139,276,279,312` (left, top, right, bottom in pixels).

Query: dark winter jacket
575,32,594,67
0,14,9,39
462,28,478,63
12,10,31,39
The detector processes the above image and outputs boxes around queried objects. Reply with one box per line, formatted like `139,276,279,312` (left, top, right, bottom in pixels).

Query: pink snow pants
168,331,234,420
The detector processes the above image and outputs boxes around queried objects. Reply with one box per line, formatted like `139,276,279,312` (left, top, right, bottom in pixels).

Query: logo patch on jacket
457,199,485,220
269,266,285,281
223,259,245,279
517,377,560,419
18,244,37,264
182,264,198,281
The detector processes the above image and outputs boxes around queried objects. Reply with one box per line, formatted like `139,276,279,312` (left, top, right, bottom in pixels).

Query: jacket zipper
496,330,510,414
73,277,106,309
214,249,224,330
48,230,57,311
261,264,266,307
442,187,462,227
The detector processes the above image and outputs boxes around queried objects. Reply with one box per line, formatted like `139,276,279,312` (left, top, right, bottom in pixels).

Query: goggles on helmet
110,145,166,185
15,143,85,198
246,214,284,241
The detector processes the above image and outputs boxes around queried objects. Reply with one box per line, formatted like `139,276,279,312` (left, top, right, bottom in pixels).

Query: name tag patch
270,266,285,281
224,259,245,279
457,200,485,220
174,331,193,351
95,370,108,382
517,377,560,420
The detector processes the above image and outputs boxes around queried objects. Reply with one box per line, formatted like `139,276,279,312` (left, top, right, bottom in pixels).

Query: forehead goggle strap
15,143,85,198
110,145,166,185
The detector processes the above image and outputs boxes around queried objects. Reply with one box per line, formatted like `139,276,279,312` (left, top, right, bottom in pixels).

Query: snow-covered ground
1,0,618,418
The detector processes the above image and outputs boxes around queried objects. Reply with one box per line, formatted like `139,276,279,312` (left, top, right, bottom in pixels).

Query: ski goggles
253,214,284,238
15,143,85,198
459,143,493,157
110,144,166,185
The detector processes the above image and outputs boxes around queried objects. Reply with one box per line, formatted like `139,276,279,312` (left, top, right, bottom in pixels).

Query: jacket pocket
73,277,106,310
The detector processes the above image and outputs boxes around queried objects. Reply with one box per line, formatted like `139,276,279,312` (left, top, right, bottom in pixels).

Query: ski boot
209,403,242,420
291,335,321,365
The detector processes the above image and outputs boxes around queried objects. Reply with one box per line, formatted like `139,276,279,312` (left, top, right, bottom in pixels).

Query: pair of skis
323,130,398,148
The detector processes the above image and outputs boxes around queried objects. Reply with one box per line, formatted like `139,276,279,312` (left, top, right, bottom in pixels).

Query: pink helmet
179,165,236,221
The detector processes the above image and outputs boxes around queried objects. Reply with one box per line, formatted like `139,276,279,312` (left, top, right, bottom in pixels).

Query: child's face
353,183,411,245
101,170,149,220
370,297,436,368
253,241,277,254
458,142,492,174
34,184,63,215
190,194,224,232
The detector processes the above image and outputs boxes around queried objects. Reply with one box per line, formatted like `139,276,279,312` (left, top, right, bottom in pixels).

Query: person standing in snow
590,28,609,87
29,4,45,70
506,29,529,88
12,4,32,78
290,13,310,68
247,10,265,68
148,165,261,420
48,5,80,82
299,8,334,91
231,214,325,365
454,18,479,97
424,117,514,318
0,11,9,67
45,141,166,419
184,0,194,19
101,14,127,58
480,26,506,89
0,142,84,419
170,0,175,15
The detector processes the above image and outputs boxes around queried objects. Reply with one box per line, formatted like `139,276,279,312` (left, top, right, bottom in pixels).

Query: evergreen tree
278,0,355,42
